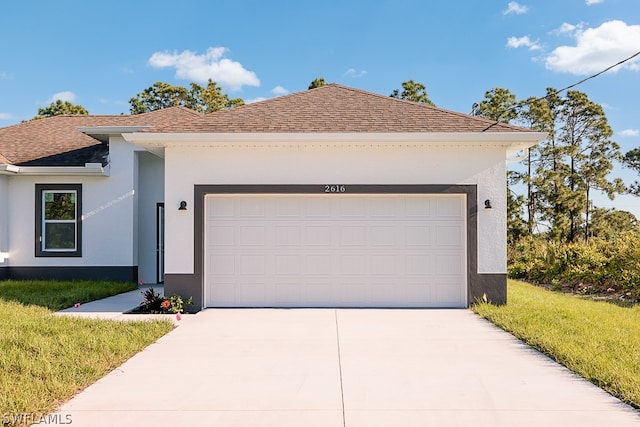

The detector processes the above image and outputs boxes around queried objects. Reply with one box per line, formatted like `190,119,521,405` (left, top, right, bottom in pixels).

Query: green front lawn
473,279,640,408
0,281,174,423
0,279,137,310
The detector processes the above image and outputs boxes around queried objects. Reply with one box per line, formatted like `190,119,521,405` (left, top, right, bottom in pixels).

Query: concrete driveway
55,309,640,426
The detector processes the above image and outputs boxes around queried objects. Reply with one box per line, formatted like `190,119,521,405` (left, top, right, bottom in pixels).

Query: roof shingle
0,106,201,166
150,84,531,134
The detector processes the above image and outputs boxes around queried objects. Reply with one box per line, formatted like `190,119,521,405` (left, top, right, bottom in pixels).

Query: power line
555,50,640,95
478,50,640,130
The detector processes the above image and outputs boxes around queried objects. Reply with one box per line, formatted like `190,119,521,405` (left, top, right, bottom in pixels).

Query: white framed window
35,184,82,257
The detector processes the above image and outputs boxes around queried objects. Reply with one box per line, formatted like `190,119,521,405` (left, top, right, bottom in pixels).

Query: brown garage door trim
165,184,495,310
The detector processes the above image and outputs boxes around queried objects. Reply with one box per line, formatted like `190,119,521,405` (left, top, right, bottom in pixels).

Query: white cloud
503,1,528,15
552,22,585,35
245,97,267,104
545,20,640,74
271,86,288,96
620,129,640,137
586,0,604,5
0,72,10,79
48,91,77,103
148,47,260,91
506,36,542,50
0,112,13,120
344,68,368,78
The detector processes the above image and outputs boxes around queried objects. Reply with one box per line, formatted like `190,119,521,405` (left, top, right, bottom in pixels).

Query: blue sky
1,0,639,216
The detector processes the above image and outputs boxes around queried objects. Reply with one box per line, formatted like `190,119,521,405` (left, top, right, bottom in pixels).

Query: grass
0,279,137,310
0,281,174,423
472,279,640,408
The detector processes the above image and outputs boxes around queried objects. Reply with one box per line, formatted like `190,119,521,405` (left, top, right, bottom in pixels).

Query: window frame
35,184,82,257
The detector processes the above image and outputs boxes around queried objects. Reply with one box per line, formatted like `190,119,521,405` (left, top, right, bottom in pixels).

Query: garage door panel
405,226,434,246
274,255,302,275
436,225,464,246
304,198,332,217
340,226,367,246
239,255,266,275
205,195,466,308
370,255,398,275
305,226,332,245
207,279,236,305
436,254,464,275
275,226,302,245
404,197,432,217
209,254,235,275
305,254,333,275
238,199,266,217
340,255,367,275
436,197,464,217
208,226,235,246
238,226,265,246
370,226,396,246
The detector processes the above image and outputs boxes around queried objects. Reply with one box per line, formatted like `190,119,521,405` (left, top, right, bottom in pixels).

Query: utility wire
479,50,640,131
555,50,640,95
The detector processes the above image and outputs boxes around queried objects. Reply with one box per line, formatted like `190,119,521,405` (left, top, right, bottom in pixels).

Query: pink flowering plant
140,287,193,314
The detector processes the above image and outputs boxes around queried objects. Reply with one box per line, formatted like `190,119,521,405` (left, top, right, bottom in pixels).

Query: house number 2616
324,185,346,193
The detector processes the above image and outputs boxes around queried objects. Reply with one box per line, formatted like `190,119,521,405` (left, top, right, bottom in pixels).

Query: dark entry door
156,203,165,284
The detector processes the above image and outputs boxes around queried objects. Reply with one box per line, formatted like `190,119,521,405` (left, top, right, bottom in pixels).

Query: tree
507,171,528,245
555,90,623,242
308,78,326,89
129,80,244,114
188,80,244,113
623,148,640,196
476,88,518,123
390,80,434,105
516,91,558,235
587,208,639,239
33,100,88,119
478,87,623,243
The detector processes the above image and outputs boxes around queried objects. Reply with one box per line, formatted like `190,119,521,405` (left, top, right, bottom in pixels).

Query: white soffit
123,132,547,158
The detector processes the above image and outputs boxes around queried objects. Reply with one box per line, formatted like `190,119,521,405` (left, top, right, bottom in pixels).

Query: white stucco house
0,84,544,310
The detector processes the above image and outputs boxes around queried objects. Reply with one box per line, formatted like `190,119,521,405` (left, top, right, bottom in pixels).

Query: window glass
44,192,76,220
36,185,81,257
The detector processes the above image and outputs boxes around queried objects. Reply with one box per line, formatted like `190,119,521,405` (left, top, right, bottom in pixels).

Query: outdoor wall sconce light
178,201,188,211
484,199,492,209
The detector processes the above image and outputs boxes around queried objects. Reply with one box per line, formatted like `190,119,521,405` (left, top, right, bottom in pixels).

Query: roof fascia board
79,126,151,143
78,126,151,134
0,163,109,176
123,131,547,149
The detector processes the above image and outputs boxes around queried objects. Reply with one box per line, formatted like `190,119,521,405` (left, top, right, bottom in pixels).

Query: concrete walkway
51,304,640,426
55,285,174,322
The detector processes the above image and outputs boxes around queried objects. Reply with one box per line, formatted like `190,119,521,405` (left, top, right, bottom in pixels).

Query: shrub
508,231,640,297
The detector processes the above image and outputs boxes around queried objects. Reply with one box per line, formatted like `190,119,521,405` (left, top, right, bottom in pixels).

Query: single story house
0,84,545,310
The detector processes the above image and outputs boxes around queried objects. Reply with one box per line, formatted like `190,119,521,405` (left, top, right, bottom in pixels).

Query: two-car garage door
204,194,467,308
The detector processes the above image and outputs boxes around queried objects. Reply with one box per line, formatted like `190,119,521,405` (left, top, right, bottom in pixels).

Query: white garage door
205,194,467,308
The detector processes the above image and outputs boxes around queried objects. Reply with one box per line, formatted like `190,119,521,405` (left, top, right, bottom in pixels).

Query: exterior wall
163,144,508,307
1,137,145,282
0,175,8,278
136,151,164,284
